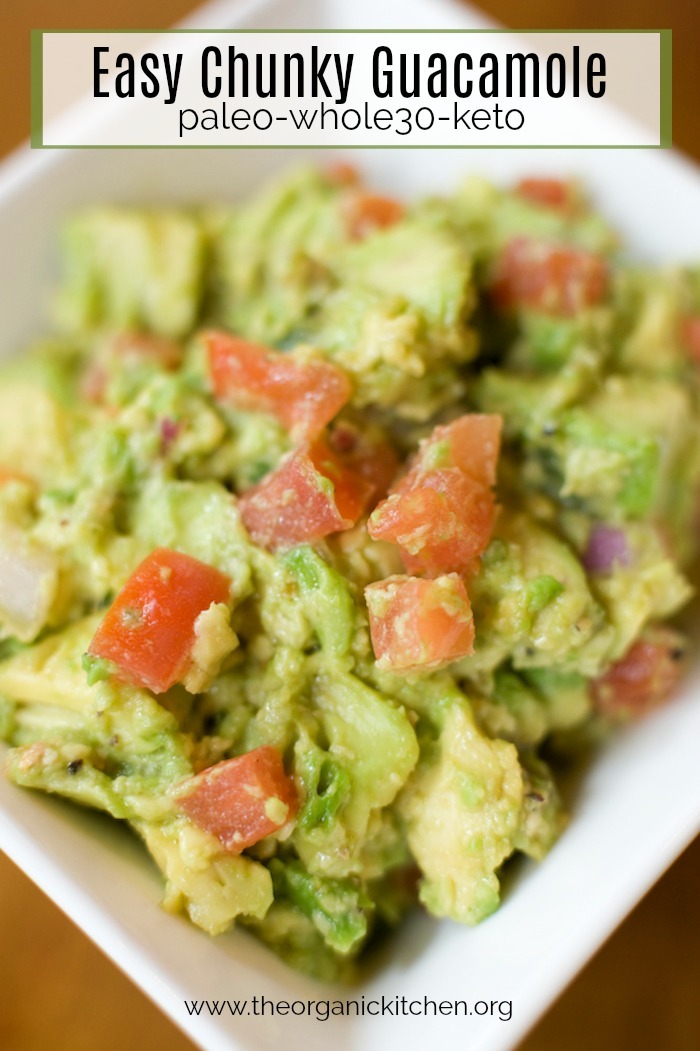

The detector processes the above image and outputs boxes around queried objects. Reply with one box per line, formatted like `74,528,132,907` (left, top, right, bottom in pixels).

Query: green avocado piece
464,510,611,678
399,698,524,925
308,213,478,419
472,668,550,749
55,208,206,339
244,900,359,982
0,617,191,821
338,214,476,339
128,477,252,598
212,167,345,344
142,819,273,935
269,858,373,954
283,544,355,658
291,672,419,879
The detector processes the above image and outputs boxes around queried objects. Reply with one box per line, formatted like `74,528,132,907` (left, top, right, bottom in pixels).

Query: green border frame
30,30,44,148
659,29,672,148
30,28,671,150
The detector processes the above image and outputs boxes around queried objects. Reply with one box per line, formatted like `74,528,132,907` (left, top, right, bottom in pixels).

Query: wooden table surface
1,2,698,1050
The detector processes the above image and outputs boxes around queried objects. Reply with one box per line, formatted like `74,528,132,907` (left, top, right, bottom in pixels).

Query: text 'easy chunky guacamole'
1,166,699,979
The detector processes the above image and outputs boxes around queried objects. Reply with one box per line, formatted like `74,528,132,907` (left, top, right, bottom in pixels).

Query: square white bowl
2,2,700,1050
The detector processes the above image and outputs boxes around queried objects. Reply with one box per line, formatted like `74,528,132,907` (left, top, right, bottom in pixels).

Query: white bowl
1,2,700,1050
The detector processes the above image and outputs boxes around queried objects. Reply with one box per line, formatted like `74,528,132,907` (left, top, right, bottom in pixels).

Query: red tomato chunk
176,746,298,854
239,437,373,552
681,315,700,364
324,160,360,187
0,467,31,486
110,331,184,370
368,414,502,577
206,330,351,441
308,436,376,523
369,469,496,577
365,574,475,671
411,414,502,490
591,629,684,719
88,548,231,694
343,192,405,240
328,420,400,505
492,238,607,317
515,177,576,212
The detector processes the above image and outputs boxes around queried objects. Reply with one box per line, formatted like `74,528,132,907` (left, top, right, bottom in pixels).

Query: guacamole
1,166,699,979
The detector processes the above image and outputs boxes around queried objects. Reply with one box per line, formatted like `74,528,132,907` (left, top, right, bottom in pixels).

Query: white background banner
36,31,666,148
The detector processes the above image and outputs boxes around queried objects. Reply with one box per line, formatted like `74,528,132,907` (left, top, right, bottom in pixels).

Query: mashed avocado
1,166,698,980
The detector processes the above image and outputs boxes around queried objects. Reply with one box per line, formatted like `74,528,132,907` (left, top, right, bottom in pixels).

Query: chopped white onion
0,527,58,641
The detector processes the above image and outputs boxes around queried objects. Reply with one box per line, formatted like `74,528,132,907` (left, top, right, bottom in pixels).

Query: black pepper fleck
202,714,218,735
67,759,83,775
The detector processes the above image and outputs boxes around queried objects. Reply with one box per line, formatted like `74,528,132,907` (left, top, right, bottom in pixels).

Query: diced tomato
206,331,352,441
368,468,496,577
680,315,700,363
365,573,475,671
80,364,108,405
239,438,373,551
176,746,298,854
0,467,32,486
409,414,502,490
492,238,607,317
591,628,685,719
343,192,405,240
328,420,400,504
109,331,183,370
88,548,231,694
367,415,501,576
325,160,360,187
515,177,576,212
308,436,376,523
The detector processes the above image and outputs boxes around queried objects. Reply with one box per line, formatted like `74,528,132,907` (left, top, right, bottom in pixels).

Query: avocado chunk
465,510,611,678
310,214,478,418
1,617,192,820
292,672,419,879
400,698,524,924
269,858,373,954
283,544,356,658
55,208,206,338
211,167,345,344
143,820,273,935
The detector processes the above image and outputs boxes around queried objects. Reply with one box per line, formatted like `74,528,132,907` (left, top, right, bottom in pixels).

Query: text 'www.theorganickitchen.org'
183,994,513,1022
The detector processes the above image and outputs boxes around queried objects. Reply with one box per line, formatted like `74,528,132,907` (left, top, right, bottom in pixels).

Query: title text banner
33,30,669,148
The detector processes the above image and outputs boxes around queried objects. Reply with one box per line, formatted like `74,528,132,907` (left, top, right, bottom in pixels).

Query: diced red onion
160,418,180,450
583,525,630,574
329,421,359,455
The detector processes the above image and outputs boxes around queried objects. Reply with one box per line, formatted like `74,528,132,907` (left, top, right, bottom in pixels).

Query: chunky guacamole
1,166,699,979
